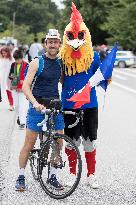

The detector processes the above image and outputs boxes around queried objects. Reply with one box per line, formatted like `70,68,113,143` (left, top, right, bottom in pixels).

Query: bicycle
29,98,82,199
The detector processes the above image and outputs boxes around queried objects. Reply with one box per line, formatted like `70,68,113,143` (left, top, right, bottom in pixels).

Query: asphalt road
1,67,136,205
112,67,136,93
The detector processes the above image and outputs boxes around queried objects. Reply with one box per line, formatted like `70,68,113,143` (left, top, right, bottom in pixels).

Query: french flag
67,43,118,109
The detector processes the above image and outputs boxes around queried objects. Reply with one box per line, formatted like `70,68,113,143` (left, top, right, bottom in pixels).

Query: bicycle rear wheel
38,134,82,199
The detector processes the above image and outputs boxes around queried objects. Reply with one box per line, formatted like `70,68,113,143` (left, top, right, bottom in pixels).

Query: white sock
49,166,57,179
19,168,25,176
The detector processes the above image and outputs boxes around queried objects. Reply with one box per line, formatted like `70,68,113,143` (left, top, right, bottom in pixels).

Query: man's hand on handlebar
33,101,45,111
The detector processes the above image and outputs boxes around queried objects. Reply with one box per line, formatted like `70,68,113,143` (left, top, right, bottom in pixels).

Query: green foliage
57,0,135,48
56,0,81,38
0,0,135,49
0,15,9,31
79,0,110,45
14,24,34,45
102,0,136,48
0,0,60,43
0,29,12,38
57,0,114,45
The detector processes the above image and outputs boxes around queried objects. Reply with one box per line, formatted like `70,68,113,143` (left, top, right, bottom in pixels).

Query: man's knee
56,130,64,135
23,129,38,152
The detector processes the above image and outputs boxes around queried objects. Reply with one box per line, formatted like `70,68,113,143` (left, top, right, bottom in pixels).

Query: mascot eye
78,32,84,40
67,32,74,40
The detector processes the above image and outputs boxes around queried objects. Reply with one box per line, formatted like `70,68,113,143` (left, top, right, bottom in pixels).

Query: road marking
112,81,136,95
114,69,136,78
113,73,127,80
125,68,136,74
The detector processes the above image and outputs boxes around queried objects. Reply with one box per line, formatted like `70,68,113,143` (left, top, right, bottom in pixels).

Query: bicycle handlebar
41,108,52,115
41,109,80,128
67,117,80,128
63,111,80,128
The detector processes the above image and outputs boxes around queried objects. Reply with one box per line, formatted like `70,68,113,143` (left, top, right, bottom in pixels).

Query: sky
51,0,65,9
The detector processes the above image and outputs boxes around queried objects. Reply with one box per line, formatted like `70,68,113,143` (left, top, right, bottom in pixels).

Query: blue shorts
26,103,65,132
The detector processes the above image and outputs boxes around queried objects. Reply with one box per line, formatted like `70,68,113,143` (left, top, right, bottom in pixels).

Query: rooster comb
70,2,83,38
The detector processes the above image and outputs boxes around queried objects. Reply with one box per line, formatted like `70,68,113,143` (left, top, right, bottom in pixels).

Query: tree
0,15,9,31
102,0,136,49
57,0,118,45
56,0,80,37
0,0,60,35
80,0,109,45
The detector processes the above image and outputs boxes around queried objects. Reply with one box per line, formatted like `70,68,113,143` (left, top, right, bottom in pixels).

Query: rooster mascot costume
60,2,101,188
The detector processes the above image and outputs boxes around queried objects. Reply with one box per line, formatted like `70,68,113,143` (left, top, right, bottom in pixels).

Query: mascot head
60,2,94,76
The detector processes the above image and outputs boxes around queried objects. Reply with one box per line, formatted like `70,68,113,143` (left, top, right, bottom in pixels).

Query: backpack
24,56,44,78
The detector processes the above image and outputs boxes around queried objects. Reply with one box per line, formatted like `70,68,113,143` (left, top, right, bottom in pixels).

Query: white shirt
29,43,43,59
0,57,14,91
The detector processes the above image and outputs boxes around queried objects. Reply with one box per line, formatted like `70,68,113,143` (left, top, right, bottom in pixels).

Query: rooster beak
66,39,85,51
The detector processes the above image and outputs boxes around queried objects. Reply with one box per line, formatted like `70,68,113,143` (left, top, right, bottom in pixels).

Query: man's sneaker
48,174,64,190
19,124,25,130
15,175,26,191
86,174,99,189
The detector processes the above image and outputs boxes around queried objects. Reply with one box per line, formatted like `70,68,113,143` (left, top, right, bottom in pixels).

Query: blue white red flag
67,43,118,109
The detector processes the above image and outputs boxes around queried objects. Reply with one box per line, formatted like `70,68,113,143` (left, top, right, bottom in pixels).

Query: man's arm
22,58,44,111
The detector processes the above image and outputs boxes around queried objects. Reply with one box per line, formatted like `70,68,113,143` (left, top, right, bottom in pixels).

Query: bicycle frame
29,99,82,199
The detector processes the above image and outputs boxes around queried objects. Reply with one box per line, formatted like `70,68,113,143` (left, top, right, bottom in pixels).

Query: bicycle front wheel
38,134,82,199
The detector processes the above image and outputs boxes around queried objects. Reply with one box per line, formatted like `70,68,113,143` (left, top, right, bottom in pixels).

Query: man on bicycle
15,29,64,191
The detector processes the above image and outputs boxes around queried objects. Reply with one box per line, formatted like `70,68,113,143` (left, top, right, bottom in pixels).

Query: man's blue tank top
32,55,61,98
61,52,100,109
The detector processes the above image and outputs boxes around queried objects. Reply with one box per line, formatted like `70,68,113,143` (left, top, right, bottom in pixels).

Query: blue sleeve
24,56,44,79
93,51,101,73
37,56,44,76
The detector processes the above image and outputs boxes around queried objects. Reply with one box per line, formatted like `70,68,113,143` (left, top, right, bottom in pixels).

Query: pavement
0,101,16,203
1,76,136,204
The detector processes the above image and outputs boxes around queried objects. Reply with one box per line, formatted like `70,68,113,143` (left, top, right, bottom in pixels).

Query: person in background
22,45,29,63
7,42,18,56
99,45,109,62
9,50,29,129
0,46,14,110
38,38,46,56
18,45,29,63
29,38,42,60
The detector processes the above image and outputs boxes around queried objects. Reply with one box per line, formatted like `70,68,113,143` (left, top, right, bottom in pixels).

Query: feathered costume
61,2,117,181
